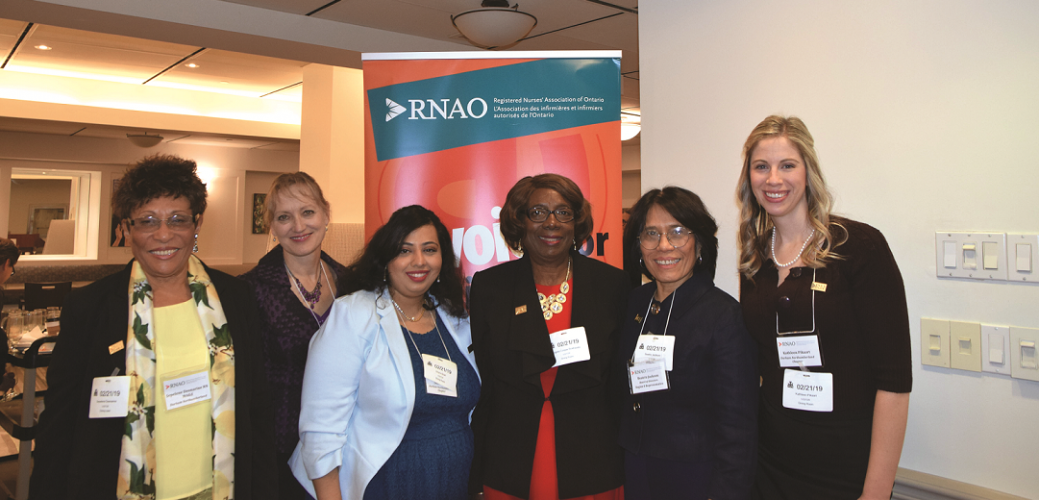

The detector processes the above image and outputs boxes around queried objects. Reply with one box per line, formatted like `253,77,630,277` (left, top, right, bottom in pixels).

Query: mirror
8,167,102,260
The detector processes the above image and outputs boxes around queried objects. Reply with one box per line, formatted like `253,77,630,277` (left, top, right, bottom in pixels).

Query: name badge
782,369,833,412
628,361,669,394
549,327,591,367
776,334,823,368
422,354,458,397
162,371,212,411
632,334,676,371
89,376,131,418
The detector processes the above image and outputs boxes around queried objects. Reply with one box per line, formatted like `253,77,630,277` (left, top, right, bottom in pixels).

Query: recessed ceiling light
186,63,199,68
35,45,52,51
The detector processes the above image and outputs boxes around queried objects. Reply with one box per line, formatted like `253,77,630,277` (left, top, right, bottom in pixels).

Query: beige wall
7,178,72,235
641,0,1039,496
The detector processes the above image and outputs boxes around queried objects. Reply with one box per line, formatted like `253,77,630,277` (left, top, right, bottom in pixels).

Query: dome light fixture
127,132,164,148
621,123,641,141
452,0,537,49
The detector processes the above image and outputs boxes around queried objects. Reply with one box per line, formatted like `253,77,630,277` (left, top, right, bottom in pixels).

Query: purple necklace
287,262,324,311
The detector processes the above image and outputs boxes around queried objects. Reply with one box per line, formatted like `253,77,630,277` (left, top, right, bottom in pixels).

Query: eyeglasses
126,214,198,233
639,227,693,250
527,207,574,223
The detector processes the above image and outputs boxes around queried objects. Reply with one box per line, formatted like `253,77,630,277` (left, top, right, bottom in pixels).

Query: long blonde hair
736,115,846,279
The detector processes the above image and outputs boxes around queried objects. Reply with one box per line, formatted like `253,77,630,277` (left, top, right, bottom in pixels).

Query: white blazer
289,288,478,499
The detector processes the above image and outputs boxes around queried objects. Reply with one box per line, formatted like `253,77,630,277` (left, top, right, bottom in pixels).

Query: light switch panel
1007,233,1039,283
935,232,1007,280
1009,326,1039,382
921,318,950,368
949,321,981,372
981,325,1011,375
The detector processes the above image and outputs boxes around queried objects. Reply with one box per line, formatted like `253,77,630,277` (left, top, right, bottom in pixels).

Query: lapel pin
635,314,643,323
109,340,125,355
810,282,828,292
515,305,528,315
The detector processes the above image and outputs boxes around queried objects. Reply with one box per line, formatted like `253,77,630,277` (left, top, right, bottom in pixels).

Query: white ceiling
0,0,638,147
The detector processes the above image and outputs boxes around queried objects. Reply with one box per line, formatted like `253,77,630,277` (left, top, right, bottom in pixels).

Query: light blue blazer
289,288,478,499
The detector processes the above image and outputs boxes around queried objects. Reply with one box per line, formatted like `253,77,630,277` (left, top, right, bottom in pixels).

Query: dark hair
623,186,719,280
264,172,331,227
499,174,593,252
341,205,465,318
0,238,18,268
112,154,208,221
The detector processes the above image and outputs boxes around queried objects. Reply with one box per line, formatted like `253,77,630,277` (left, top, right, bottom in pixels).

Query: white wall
0,131,298,266
641,0,1039,497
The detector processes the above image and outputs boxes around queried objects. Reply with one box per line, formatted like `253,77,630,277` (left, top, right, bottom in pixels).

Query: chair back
23,282,72,311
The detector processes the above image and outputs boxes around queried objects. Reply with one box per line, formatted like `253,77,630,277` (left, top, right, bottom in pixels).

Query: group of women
28,114,911,500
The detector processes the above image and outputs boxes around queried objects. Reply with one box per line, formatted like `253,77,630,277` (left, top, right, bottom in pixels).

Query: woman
290,205,478,499
30,154,276,499
736,116,912,500
469,174,628,500
239,173,347,499
618,187,757,500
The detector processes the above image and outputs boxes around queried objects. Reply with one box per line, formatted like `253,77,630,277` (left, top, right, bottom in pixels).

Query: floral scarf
117,256,236,500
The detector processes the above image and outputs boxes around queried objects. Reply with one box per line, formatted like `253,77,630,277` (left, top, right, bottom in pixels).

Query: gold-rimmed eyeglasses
126,214,198,233
639,227,693,250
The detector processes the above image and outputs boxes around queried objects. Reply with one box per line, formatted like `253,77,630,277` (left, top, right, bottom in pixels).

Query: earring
325,224,329,232
436,275,441,283
272,235,277,242
698,255,703,263
384,267,389,282
573,238,578,251
193,234,199,253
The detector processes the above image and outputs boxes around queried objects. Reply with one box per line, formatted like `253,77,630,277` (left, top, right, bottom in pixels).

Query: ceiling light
452,0,537,49
34,45,52,51
186,63,199,68
621,123,641,141
127,133,164,148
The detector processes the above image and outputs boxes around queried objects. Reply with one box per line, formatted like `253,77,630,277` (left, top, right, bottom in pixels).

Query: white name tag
422,354,458,397
550,327,591,367
776,334,823,368
782,369,833,412
629,361,669,394
89,376,131,419
162,371,212,411
632,334,676,371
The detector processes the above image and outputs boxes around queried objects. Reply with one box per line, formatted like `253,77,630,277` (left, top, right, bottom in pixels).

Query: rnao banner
362,51,623,285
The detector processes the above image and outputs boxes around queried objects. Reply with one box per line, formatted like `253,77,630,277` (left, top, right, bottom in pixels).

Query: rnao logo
384,97,488,122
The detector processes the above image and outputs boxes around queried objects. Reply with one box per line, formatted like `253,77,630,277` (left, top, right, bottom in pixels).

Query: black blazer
617,272,758,500
30,261,277,499
469,253,628,499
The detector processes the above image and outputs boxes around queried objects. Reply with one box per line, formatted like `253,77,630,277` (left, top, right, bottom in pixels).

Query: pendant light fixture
126,132,164,148
452,0,537,49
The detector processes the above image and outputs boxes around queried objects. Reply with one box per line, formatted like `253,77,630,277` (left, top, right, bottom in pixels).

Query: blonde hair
736,115,846,279
264,172,331,227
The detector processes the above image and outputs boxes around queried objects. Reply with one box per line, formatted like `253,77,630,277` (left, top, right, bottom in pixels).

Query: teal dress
363,313,480,500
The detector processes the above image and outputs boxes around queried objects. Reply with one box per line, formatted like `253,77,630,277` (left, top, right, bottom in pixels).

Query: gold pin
108,340,125,355
515,305,528,315
810,282,828,292
635,314,643,323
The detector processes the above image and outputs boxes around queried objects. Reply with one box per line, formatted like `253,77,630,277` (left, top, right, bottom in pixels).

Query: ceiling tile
9,25,198,82
154,49,306,97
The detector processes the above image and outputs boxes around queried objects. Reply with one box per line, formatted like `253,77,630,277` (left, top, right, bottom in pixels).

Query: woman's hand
313,467,341,500
858,390,909,500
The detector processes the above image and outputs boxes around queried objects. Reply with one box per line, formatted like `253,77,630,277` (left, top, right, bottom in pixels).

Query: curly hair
112,154,207,221
623,187,719,280
499,174,594,252
340,205,466,318
263,172,331,227
735,115,846,279
0,238,18,269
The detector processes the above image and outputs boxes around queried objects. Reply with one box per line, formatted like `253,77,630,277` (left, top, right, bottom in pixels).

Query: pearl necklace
391,297,423,323
538,258,572,321
771,227,816,268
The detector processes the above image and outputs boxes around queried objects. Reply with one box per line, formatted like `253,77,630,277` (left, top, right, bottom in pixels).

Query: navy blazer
469,253,628,499
616,272,758,500
30,261,277,499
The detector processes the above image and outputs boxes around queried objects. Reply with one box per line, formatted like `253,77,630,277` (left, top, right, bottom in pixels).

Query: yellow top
153,299,213,500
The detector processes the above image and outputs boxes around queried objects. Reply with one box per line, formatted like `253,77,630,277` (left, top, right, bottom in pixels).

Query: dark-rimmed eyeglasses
126,214,198,233
527,207,574,223
639,227,693,250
